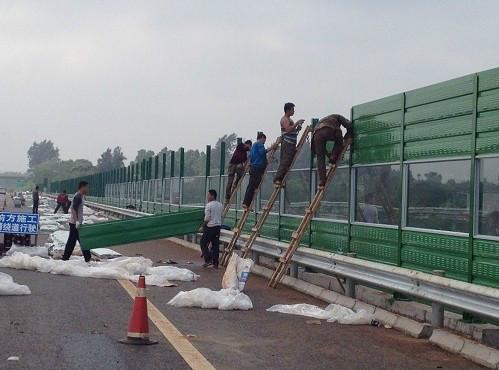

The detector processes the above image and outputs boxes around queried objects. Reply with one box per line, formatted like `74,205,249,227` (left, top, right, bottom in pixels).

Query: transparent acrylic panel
284,169,310,215
317,167,349,221
478,157,499,236
171,178,181,207
355,165,401,225
162,178,171,204
207,176,221,199
407,160,470,232
182,176,206,206
260,170,279,212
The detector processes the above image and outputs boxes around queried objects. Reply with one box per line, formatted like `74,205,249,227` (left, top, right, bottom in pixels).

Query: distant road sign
0,212,39,235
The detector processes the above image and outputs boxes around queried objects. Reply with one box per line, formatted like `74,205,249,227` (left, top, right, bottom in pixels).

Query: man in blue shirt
242,133,274,208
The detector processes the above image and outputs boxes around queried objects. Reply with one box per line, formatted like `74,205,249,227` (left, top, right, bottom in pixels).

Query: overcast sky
1,0,498,172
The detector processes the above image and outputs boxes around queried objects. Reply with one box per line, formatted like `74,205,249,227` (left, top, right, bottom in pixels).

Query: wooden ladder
268,140,352,288
223,161,250,218
241,126,312,259
220,136,282,266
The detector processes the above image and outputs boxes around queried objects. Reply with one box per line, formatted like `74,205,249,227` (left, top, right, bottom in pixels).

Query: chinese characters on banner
0,212,39,235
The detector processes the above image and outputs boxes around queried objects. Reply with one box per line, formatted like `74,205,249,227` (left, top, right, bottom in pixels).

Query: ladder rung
292,231,299,239
251,227,258,232
233,227,240,233
279,257,287,263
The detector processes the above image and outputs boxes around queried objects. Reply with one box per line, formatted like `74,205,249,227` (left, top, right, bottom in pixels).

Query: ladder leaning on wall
220,136,282,266
241,125,313,259
268,139,352,288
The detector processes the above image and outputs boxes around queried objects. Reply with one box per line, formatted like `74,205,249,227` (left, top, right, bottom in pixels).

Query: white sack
0,253,197,287
146,266,199,282
91,248,122,259
0,272,31,295
222,253,253,291
267,303,374,325
7,245,49,258
168,288,253,310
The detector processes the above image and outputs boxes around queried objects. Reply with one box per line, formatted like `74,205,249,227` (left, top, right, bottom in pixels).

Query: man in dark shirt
62,181,91,262
32,185,40,214
312,114,353,187
224,140,252,203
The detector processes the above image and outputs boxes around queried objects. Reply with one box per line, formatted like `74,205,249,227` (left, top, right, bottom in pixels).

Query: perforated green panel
310,220,349,252
401,231,469,281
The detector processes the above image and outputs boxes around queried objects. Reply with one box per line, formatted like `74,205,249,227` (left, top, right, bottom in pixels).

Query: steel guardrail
85,200,499,322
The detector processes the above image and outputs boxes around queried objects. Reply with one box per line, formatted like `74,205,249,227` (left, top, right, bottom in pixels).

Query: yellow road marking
117,279,216,370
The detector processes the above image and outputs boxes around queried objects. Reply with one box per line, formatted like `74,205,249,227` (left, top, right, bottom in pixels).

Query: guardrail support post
345,277,356,298
251,250,259,265
431,270,446,328
289,262,298,278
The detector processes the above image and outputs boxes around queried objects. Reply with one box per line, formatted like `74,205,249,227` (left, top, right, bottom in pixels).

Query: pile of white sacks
0,253,199,287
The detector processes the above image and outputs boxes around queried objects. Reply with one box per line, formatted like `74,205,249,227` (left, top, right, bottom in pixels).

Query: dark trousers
32,201,39,214
243,166,265,207
312,127,343,186
200,226,221,266
62,223,92,262
274,141,296,183
54,203,66,214
225,163,245,200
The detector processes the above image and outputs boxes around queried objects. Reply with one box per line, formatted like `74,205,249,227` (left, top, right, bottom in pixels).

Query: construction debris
267,303,374,325
168,288,253,310
0,272,31,296
0,252,197,287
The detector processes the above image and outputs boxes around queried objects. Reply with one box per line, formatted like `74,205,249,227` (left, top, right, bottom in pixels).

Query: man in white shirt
200,189,223,268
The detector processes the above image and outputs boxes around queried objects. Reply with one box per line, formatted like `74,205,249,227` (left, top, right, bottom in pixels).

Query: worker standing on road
54,190,69,214
200,189,223,268
32,185,40,214
242,133,276,209
273,102,304,185
62,181,92,262
312,114,353,187
224,140,252,204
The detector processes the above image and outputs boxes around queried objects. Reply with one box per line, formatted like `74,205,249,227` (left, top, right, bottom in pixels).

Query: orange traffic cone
120,275,158,345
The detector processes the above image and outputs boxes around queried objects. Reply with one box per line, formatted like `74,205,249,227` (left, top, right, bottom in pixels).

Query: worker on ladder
312,114,353,187
274,102,305,185
242,132,276,209
224,139,252,204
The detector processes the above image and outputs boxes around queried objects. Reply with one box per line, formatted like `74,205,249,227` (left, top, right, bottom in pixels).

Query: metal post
289,262,298,278
179,148,184,206
431,270,446,327
155,155,159,179
162,152,167,179
345,277,356,298
397,93,406,267
468,74,479,283
205,145,211,197
219,141,226,201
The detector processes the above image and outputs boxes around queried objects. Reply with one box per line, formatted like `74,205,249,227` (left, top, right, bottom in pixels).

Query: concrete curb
171,237,499,368
430,329,499,368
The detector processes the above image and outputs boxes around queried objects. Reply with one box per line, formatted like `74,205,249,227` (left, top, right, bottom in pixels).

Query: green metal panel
352,94,402,119
260,213,279,240
405,95,474,125
404,115,472,142
473,239,499,288
401,230,468,281
478,67,499,92
310,220,349,252
79,209,204,250
405,74,474,108
352,95,402,164
279,216,305,243
476,70,499,155
404,135,472,160
350,225,398,264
